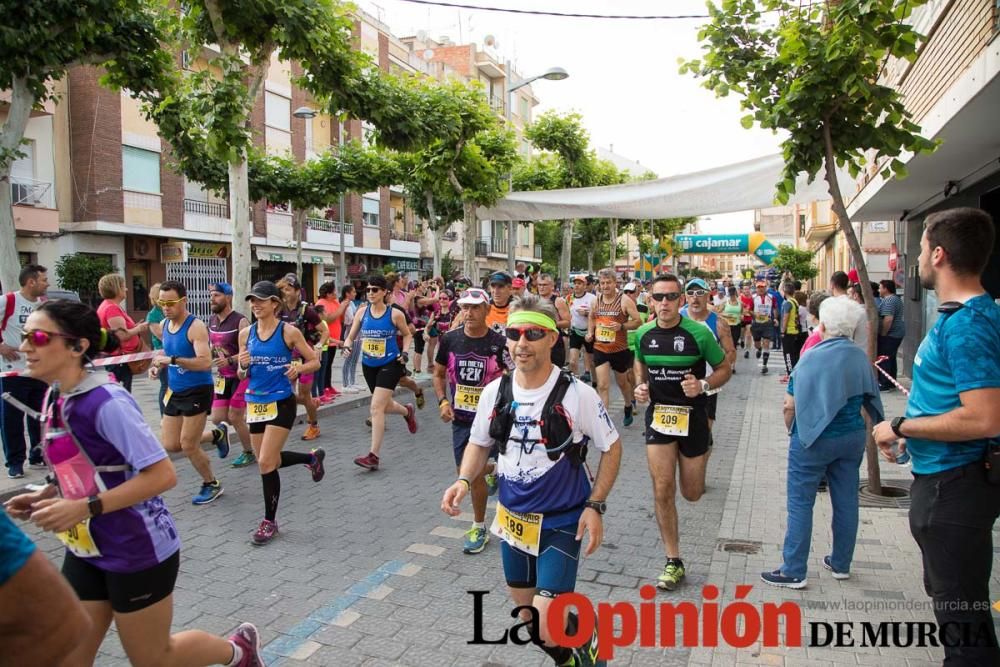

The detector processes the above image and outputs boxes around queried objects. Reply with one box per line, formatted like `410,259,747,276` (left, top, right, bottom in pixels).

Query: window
122,146,160,193
361,122,375,148
798,213,806,238
362,196,379,227
265,92,290,131
519,96,529,120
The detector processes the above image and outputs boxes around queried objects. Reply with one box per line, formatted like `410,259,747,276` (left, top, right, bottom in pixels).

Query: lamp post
291,106,318,281
504,65,568,273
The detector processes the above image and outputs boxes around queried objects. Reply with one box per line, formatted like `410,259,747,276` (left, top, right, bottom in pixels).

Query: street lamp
504,65,568,273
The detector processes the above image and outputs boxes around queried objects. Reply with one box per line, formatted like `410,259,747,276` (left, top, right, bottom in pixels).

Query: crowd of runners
1,207,998,667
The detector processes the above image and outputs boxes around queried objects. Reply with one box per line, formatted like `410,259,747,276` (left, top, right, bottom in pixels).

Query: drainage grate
717,539,762,555
858,478,912,509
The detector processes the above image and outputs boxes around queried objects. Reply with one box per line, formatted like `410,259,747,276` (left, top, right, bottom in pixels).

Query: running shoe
28,447,45,468
623,405,634,427
301,423,321,441
308,448,326,482
6,464,24,479
462,525,490,554
574,625,606,667
251,519,278,546
761,366,769,375
365,417,372,428
192,480,223,505
656,559,686,591
744,350,749,359
822,555,850,580
580,371,592,384
484,472,498,496
415,390,426,410
212,422,231,458
760,569,806,589
404,403,418,434
779,374,790,383
229,622,264,666
756,349,762,359
231,450,256,468
353,452,380,471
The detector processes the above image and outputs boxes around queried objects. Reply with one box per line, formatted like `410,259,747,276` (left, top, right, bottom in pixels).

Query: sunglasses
505,326,549,342
686,289,708,297
649,292,683,302
366,287,384,293
156,298,184,307
21,330,79,347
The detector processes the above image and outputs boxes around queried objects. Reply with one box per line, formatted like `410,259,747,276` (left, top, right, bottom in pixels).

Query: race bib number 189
490,502,542,557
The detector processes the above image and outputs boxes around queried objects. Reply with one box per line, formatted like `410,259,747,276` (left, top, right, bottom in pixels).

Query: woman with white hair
761,297,884,589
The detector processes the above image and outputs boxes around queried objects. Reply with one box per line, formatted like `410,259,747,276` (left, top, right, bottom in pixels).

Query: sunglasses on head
505,326,549,342
649,292,683,302
21,329,79,347
686,289,708,297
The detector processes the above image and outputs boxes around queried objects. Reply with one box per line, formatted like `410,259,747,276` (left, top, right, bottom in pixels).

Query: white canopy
479,153,850,221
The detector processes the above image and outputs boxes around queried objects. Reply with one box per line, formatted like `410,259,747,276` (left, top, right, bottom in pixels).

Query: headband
507,310,558,332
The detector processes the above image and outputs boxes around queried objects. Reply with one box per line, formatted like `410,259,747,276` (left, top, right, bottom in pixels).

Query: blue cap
210,282,233,295
685,278,709,290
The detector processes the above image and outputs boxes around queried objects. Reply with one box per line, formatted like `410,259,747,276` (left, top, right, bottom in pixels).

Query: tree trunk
822,119,882,496
559,219,574,284
507,219,517,273
0,76,34,292
425,192,442,279
293,208,306,281
609,218,618,267
586,250,594,273
462,202,477,281
229,158,252,305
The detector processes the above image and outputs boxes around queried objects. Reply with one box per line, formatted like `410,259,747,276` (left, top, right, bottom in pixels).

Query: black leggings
782,333,802,373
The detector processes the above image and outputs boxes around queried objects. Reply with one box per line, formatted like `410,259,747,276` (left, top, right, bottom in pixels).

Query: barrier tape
874,355,910,396
0,350,160,378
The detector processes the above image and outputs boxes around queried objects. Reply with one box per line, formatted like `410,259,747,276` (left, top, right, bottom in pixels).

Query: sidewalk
689,367,1000,666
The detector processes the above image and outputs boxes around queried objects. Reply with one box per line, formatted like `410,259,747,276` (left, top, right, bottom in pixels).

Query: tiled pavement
11,348,1000,665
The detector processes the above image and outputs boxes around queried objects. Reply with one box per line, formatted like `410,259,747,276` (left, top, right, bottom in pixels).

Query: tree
771,245,819,281
55,254,115,307
0,0,171,293
681,0,937,494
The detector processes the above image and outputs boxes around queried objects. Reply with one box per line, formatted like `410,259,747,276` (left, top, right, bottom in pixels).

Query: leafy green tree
0,0,171,293
55,254,115,307
681,0,937,494
771,245,819,281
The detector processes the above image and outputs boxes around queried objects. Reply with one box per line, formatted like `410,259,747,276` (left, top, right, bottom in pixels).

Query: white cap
624,282,638,292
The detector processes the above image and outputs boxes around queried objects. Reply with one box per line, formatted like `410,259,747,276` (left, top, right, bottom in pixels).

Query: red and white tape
0,350,160,378
873,355,910,396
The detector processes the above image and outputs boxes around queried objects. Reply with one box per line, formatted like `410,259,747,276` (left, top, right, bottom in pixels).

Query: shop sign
188,242,229,259
348,263,367,277
393,258,420,271
309,256,324,264
160,241,189,264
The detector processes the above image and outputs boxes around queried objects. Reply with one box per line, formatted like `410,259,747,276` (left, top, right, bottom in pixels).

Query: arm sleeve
943,315,1000,392
95,391,169,471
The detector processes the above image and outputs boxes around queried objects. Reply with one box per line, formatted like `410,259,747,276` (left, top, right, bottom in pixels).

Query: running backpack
487,370,588,467
295,303,322,345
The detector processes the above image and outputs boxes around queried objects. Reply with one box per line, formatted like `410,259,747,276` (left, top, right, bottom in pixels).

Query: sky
357,0,784,233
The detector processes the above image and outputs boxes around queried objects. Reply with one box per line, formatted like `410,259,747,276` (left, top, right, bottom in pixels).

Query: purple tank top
209,310,245,378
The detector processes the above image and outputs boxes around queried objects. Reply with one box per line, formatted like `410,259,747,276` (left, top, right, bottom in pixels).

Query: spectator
829,271,868,348
96,273,148,392
315,282,348,402
761,297,884,588
875,280,905,391
873,207,1000,664
145,282,168,415
339,284,362,392
799,291,831,356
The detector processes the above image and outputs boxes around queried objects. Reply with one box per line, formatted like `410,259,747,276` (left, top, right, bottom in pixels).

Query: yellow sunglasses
156,297,185,307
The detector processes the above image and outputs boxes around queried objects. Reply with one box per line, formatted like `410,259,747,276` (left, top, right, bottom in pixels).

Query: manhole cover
858,478,912,509
717,539,762,554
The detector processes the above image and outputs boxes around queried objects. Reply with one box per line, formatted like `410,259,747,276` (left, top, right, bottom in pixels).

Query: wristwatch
87,495,103,517
700,379,711,395
170,355,177,366
584,500,607,515
891,416,907,438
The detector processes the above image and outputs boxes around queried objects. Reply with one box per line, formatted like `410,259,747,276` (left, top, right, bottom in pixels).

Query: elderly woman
761,297,884,589
96,273,148,392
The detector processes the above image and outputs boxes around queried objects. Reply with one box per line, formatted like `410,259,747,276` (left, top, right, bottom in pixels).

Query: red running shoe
404,403,418,434
353,452,380,471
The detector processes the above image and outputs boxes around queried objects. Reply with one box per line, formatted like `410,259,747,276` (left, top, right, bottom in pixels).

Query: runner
739,282,754,356
237,281,325,546
720,286,743,373
425,287,457,373
680,278,736,432
207,282,254,468
276,275,327,441
4,299,263,666
750,280,778,374
151,281,229,506
432,288,510,555
633,273,732,590
779,281,803,381
388,296,427,409
441,294,622,666
586,268,642,426
343,275,417,471
536,273,570,369
567,274,598,385
485,271,515,335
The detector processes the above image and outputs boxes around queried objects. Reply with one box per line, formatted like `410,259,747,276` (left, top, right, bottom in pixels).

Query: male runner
567,274,597,384
633,274,731,590
277,275,327,440
441,294,622,666
586,268,642,426
207,282,254,467
152,281,229,505
750,280,778,374
486,270,515,335
739,282,754,356
433,288,510,554
536,273,570,369
680,278,736,432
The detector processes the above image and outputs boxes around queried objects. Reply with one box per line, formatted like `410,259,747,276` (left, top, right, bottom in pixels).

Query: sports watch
87,495,103,517
584,500,607,515
891,416,907,438
700,379,711,395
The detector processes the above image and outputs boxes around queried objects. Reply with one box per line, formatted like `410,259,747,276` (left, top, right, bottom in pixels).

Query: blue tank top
679,307,721,341
360,304,401,368
245,322,293,403
162,314,212,391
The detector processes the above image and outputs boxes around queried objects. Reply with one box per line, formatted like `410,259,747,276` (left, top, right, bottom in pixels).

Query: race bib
56,519,101,558
162,388,173,407
754,304,771,323
454,384,483,410
246,401,278,424
361,337,386,358
214,376,227,395
651,404,691,437
490,502,542,557
595,324,616,343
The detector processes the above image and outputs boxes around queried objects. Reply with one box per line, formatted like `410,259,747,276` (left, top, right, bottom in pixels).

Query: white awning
479,153,852,221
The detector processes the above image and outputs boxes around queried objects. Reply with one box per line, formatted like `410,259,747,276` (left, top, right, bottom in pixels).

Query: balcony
183,198,228,218
11,177,54,208
10,178,58,234
306,217,353,236
390,229,421,243
442,230,458,242
487,95,506,117
305,218,355,249
475,240,489,257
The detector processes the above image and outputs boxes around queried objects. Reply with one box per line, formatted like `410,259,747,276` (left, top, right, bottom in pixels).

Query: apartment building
846,0,1000,372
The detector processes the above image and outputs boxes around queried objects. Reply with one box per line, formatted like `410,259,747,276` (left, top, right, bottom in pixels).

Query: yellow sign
246,401,277,423
652,404,691,437
56,519,102,558
490,502,542,557
188,242,229,259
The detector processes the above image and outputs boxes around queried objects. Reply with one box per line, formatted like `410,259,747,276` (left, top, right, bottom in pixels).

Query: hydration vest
487,370,588,467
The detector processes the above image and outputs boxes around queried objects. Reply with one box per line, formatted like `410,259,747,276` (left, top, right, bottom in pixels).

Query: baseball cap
245,281,281,301
457,288,490,305
685,278,709,291
209,282,233,296
571,274,587,283
281,273,301,289
755,280,767,287
489,271,513,286
512,277,526,288
623,282,638,292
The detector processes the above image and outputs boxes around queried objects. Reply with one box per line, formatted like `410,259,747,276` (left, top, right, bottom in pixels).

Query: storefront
162,241,230,320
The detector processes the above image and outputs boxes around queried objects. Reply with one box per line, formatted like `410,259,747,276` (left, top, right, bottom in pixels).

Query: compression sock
533,612,578,665
279,451,312,468
762,352,770,367
262,470,280,522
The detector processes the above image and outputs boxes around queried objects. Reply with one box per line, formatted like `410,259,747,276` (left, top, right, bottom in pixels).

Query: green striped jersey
632,317,725,406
